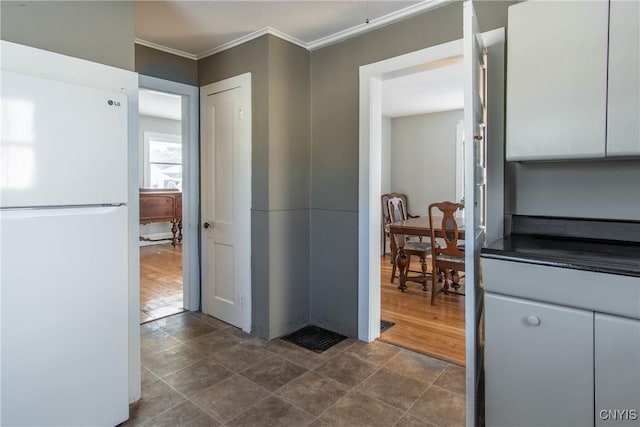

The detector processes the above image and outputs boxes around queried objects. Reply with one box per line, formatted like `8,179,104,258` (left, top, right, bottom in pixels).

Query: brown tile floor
123,311,466,427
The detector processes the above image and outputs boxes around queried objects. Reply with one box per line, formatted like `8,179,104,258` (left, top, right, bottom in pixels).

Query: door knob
204,222,211,229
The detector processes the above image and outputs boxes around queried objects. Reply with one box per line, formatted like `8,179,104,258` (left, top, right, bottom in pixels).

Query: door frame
358,37,465,342
138,75,200,311
200,73,252,333
358,27,504,425
358,29,504,341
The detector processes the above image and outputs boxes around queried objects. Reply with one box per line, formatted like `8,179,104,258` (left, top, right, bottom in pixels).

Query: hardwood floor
379,255,466,366
140,244,184,323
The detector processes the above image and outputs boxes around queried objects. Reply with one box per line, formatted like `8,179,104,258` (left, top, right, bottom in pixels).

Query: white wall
514,160,640,221
389,109,463,217
138,114,181,241
381,116,392,195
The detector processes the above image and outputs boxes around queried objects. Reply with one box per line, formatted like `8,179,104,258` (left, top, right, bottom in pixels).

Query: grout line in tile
218,387,276,426
145,353,207,380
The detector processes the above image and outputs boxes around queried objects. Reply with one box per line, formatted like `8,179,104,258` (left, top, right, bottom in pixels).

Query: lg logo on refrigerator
107,99,121,107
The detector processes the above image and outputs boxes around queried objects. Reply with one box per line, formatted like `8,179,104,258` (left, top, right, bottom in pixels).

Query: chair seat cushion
404,241,431,252
435,254,464,263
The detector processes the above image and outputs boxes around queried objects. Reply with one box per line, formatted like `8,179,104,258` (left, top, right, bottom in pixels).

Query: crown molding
197,27,307,60
135,0,451,60
134,38,198,60
307,0,450,51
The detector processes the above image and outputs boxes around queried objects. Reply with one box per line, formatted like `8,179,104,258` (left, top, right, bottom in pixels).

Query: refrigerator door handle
0,203,126,211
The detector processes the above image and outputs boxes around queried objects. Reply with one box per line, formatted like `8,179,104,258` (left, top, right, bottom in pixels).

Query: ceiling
139,89,182,120
134,0,447,58
382,56,463,117
136,0,460,119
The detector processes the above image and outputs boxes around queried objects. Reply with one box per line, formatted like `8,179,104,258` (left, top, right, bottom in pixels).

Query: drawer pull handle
526,316,541,326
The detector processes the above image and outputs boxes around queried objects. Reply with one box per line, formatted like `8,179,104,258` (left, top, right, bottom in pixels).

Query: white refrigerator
1,69,129,425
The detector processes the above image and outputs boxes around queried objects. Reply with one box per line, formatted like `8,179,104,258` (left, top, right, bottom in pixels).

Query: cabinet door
595,314,640,426
485,294,594,427
607,0,640,157
506,1,609,161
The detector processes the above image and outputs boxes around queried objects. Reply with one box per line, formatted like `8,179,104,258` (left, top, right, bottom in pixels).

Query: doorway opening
378,57,466,364
137,76,200,324
358,29,504,364
358,37,466,346
138,89,185,322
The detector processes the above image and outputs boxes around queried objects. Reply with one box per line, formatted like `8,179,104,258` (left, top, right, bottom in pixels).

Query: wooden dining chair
381,193,419,258
386,195,430,288
428,201,465,304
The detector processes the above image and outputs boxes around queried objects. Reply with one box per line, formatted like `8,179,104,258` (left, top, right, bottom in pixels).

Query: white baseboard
139,232,175,247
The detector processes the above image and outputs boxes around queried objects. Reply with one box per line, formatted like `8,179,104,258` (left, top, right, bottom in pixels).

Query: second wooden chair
386,194,431,290
428,201,465,304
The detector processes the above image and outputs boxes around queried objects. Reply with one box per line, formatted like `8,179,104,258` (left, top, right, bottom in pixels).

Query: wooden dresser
139,189,182,246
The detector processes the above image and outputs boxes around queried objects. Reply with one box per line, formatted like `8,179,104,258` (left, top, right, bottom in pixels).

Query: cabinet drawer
485,293,594,427
482,258,640,319
140,196,175,221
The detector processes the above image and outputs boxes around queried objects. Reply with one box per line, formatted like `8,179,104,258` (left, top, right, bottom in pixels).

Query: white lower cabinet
485,293,594,427
595,314,640,426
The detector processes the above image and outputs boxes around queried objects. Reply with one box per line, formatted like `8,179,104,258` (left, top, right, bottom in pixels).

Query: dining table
387,215,465,292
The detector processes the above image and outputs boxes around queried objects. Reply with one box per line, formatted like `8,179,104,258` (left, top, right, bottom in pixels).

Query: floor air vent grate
281,325,347,353
380,319,395,333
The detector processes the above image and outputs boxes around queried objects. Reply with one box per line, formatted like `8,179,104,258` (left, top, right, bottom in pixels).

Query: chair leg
451,270,460,290
442,270,450,294
403,255,412,277
383,232,386,258
420,255,428,291
390,256,397,283
430,260,438,305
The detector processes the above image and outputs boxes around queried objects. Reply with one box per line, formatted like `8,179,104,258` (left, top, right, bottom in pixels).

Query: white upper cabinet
607,0,640,157
506,0,639,161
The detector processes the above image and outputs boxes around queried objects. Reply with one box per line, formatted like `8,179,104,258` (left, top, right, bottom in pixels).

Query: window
144,132,182,190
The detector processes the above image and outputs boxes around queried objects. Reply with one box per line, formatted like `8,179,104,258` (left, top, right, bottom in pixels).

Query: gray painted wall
266,36,311,338
135,45,198,86
0,1,134,70
198,35,311,339
513,160,640,221
390,109,463,218
309,1,515,337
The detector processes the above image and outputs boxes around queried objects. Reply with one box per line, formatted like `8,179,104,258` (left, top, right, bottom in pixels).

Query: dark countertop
482,216,640,277
482,234,640,277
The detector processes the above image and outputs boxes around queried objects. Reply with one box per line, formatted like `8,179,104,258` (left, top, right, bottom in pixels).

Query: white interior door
201,74,251,332
463,1,487,426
